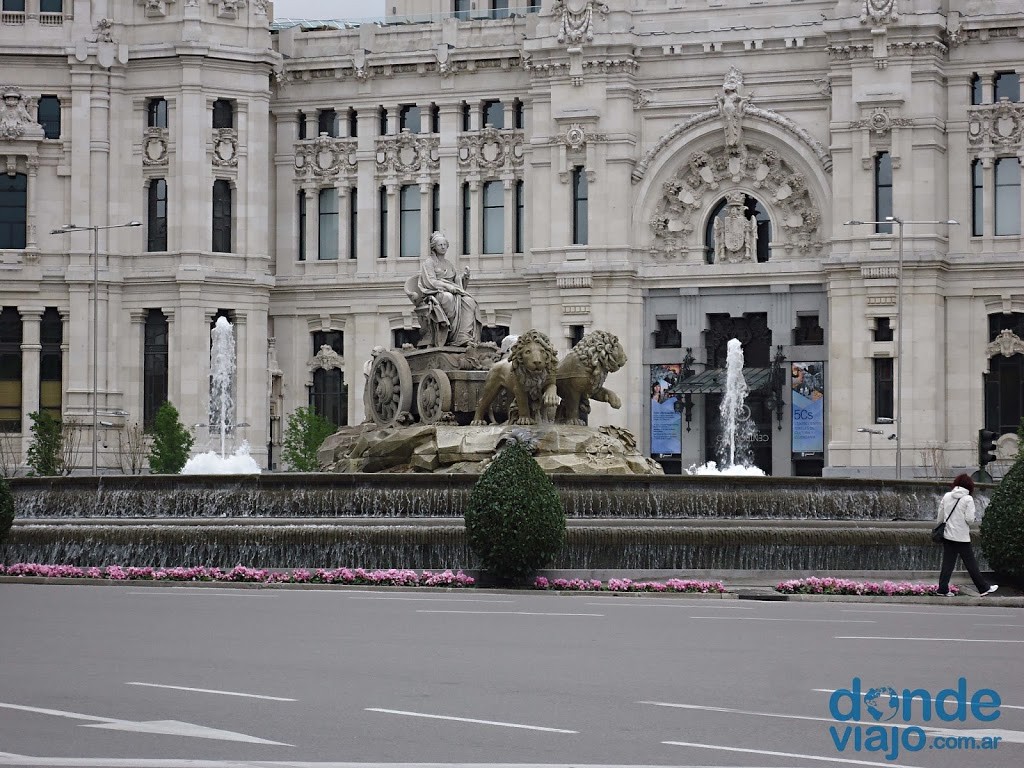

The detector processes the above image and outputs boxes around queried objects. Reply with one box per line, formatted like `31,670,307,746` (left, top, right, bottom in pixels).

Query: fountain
181,316,260,475
690,338,766,476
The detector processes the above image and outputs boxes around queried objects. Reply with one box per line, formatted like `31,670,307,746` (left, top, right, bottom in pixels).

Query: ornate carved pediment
211,0,245,19
309,344,343,373
851,107,913,135
212,128,238,167
458,128,523,176
294,135,358,182
0,86,44,140
968,101,1024,152
137,0,174,17
142,127,169,166
649,144,823,258
376,131,440,178
551,0,609,45
986,329,1024,359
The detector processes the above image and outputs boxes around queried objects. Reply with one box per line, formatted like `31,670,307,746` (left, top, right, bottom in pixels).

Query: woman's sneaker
982,585,999,596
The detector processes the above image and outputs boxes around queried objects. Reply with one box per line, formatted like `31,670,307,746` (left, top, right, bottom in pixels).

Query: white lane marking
645,701,1024,744
583,601,754,609
688,616,875,623
835,635,1024,643
125,682,296,701
416,610,603,617
0,702,290,746
841,609,1012,617
347,596,516,603
814,688,1024,711
365,708,577,734
0,758,818,768
978,623,1024,627
663,740,929,768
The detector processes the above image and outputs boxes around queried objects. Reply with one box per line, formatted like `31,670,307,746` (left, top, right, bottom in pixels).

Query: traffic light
978,428,998,469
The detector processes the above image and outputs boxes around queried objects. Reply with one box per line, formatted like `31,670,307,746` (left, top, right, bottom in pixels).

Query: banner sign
791,362,824,454
650,364,682,455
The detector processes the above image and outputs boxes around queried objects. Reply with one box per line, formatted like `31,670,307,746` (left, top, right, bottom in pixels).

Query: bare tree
0,429,22,477
919,443,950,480
116,422,150,475
60,417,84,476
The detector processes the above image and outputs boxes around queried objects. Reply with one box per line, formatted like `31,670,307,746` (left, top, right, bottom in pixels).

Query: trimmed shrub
26,411,63,476
148,402,194,474
980,423,1024,586
281,406,335,471
464,442,566,583
0,476,13,544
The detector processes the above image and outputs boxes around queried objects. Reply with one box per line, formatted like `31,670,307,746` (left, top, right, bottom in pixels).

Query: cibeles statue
405,231,483,347
713,192,757,263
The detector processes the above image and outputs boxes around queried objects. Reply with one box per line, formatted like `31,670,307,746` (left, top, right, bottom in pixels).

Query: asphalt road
0,583,1022,768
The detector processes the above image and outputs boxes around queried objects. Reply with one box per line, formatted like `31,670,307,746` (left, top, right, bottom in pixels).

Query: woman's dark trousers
938,539,990,593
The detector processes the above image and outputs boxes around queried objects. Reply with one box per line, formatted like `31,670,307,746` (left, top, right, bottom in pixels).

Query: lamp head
128,221,142,227
843,220,864,226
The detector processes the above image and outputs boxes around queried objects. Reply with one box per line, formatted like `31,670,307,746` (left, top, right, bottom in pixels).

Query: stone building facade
0,0,1022,477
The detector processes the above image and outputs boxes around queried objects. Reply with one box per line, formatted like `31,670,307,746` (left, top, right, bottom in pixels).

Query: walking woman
937,474,998,597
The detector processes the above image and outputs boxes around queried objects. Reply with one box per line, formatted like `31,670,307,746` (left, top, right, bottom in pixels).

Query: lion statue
555,330,627,425
471,330,559,426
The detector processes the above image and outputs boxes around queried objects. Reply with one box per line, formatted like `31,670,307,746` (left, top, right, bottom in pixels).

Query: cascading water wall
209,316,236,459
718,338,755,469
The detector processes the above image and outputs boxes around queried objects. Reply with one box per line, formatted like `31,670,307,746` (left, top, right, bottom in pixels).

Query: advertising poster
791,361,824,454
650,363,682,455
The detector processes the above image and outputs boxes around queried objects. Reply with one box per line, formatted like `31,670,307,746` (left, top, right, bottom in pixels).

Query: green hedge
980,450,1024,587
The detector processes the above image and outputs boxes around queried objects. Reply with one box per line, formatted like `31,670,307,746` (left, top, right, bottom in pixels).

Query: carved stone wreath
649,144,823,259
551,0,609,45
142,127,169,166
375,132,440,177
861,0,898,25
851,107,913,136
212,128,238,167
294,135,358,182
968,101,1024,151
457,127,524,175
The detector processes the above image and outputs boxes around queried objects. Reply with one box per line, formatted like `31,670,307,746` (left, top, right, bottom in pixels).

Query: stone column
162,307,177,414
19,308,43,424
304,186,318,262
502,177,514,256
128,309,146,426
419,181,432,253
438,103,460,239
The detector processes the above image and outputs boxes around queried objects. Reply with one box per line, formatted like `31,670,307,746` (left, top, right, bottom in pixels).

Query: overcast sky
274,0,386,20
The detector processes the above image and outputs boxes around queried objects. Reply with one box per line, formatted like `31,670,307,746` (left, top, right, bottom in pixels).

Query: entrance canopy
667,367,774,396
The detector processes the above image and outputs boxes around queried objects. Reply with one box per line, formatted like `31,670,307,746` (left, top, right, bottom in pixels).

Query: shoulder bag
931,498,962,544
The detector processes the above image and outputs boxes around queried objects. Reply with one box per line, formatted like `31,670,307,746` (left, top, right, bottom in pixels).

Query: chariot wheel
369,349,414,426
417,368,453,424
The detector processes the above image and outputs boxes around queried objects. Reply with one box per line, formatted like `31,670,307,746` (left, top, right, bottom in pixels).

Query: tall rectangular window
0,307,22,433
36,95,60,139
874,152,893,234
379,107,389,136
490,0,508,19
431,183,440,235
143,310,169,431
297,191,306,261
482,180,503,254
482,99,503,129
461,181,471,255
347,108,358,138
970,74,983,106
430,104,440,133
147,97,167,129
212,99,234,129
513,99,524,129
39,307,62,422
994,72,1020,103
399,104,420,133
514,179,524,253
873,357,894,422
453,0,470,20
399,185,421,258
378,186,388,259
147,178,168,252
572,166,588,245
297,110,306,140
461,101,471,131
995,157,1021,236
972,159,984,237
212,179,232,252
0,172,27,249
349,187,358,259
318,187,339,260
318,108,338,137
39,0,61,11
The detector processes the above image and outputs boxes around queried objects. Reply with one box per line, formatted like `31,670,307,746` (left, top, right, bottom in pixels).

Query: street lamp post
50,221,141,475
857,426,883,475
844,218,957,480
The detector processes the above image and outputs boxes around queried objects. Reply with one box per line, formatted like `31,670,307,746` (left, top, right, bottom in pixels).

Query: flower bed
0,563,475,587
776,577,956,596
534,576,726,593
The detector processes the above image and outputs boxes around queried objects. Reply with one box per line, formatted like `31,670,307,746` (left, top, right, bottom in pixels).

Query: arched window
704,194,771,264
0,307,22,432
0,173,27,250
40,307,62,421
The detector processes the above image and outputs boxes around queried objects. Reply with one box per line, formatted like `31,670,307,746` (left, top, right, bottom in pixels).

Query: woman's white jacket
937,486,976,543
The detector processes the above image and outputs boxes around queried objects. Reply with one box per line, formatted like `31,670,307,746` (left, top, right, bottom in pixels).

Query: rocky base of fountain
318,423,665,475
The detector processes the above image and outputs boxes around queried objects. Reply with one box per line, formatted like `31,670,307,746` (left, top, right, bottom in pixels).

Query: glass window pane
37,95,60,139
400,185,421,258
400,105,420,133
0,173,27,250
483,100,503,129
972,161,984,237
995,158,1021,236
994,72,1020,103
318,187,339,260
482,181,503,254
